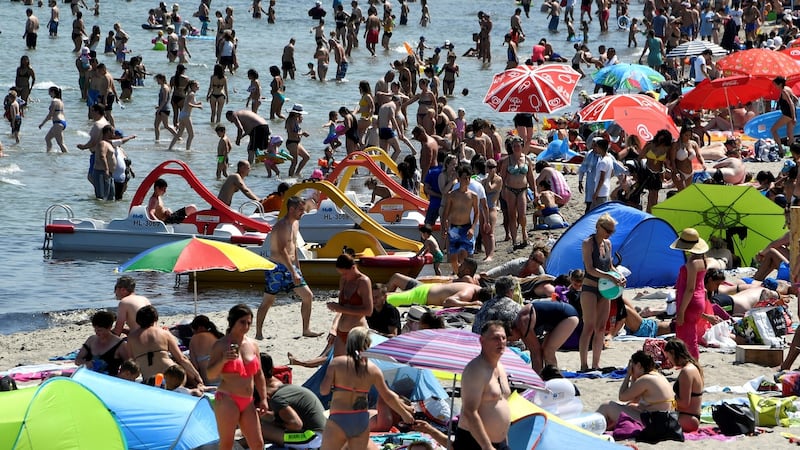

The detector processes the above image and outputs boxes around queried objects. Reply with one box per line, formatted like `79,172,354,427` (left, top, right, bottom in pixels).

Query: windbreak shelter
71,367,219,450
0,378,126,449
545,202,685,288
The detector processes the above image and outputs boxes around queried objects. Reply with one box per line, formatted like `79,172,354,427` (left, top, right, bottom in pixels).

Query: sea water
0,0,641,334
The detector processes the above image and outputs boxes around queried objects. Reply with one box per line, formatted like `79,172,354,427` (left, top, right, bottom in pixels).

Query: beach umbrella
117,237,276,314
780,46,800,60
578,93,667,122
612,106,679,142
363,328,544,389
591,63,666,92
716,48,800,78
665,40,728,58
483,64,582,113
679,75,779,112
651,184,786,266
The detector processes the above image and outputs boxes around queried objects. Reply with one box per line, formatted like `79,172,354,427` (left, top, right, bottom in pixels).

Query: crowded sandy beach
4,0,800,449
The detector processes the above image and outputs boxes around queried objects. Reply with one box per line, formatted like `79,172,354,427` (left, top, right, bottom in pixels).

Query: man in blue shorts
257,196,323,340
442,165,479,276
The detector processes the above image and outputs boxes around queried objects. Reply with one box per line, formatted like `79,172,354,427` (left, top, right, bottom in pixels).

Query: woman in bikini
75,311,130,376
356,80,374,138
154,73,178,141
208,304,267,450
771,76,797,151
579,213,625,371
441,55,459,97
206,64,228,124
498,135,537,250
320,327,414,450
597,350,675,430
189,315,224,385
339,106,360,154
408,78,437,135
664,338,704,432
168,79,203,151
326,254,373,357
127,305,203,386
169,64,190,128
269,65,286,120
639,129,673,213
245,68,262,114
38,86,68,153
671,126,704,191
285,104,311,177
482,158,503,261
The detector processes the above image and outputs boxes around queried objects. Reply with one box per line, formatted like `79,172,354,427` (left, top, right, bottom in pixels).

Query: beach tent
545,202,685,288
71,368,218,450
0,378,127,449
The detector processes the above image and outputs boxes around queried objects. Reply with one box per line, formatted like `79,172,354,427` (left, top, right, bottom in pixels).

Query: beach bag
0,375,17,391
712,402,755,435
734,307,786,346
782,371,800,397
642,339,673,369
747,392,797,427
637,411,684,443
273,365,293,384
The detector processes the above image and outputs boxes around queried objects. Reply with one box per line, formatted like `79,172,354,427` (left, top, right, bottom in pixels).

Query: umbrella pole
725,88,733,130
193,271,198,317
446,374,456,450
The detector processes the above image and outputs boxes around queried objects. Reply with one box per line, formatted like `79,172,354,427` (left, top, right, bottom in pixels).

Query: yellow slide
280,181,422,252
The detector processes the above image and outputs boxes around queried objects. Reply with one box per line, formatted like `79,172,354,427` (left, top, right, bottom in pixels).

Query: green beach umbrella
651,184,786,266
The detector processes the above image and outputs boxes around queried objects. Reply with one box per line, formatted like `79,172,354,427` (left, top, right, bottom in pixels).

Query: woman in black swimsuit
664,338,704,432
772,76,797,151
74,311,130,376
169,64,190,128
206,64,229,124
338,106,360,154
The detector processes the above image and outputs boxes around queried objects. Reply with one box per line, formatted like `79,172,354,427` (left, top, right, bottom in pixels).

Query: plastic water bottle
565,412,607,435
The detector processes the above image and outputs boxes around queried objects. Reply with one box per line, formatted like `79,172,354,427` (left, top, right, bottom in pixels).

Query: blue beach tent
71,367,219,450
545,202,684,288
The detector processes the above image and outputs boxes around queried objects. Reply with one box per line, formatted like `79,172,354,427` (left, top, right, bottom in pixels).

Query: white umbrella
666,40,728,58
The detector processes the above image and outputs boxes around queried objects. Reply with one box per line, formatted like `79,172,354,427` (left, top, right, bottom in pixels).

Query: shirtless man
465,119,492,159
24,8,40,50
411,126,438,179
534,179,568,228
329,36,348,81
257,196,322,339
386,281,485,308
712,140,746,184
218,160,261,206
48,1,60,37
281,38,296,80
442,165,479,276
225,109,271,164
364,10,381,56
112,275,152,336
386,257,480,290
742,1,761,44
327,254,373,356
377,95,404,160
455,320,511,449
87,64,118,126
147,178,198,223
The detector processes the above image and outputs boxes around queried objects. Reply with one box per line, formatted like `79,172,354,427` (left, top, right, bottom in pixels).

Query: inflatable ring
618,15,630,29
152,42,166,51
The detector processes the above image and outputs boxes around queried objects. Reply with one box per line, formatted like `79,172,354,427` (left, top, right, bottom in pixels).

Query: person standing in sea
24,8,40,50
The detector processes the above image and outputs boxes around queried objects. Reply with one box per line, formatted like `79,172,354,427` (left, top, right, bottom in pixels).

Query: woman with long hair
168,79,203,151
482,158,502,261
319,327,414,450
356,80,374,138
245,68,262,114
339,106,360,154
208,304,267,450
671,126,703,191
664,338,704,432
578,213,625,371
169,64,190,127
189,315,224,385
408,78,437,135
269,65,285,120
39,86,68,153
669,228,709,360
497,135,537,250
206,64,228,124
285,104,311,177
154,73,179,141
640,129,673,213
772,76,797,151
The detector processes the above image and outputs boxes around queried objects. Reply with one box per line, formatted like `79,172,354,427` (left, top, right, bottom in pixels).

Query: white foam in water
0,163,23,186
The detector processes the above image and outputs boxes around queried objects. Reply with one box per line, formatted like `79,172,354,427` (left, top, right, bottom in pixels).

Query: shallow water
0,0,638,334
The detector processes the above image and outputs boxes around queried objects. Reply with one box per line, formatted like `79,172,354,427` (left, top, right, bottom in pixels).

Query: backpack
0,375,18,391
712,402,755,436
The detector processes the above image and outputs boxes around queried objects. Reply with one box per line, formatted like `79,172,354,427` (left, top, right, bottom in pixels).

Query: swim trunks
379,127,396,140
448,223,475,255
248,124,271,152
164,207,188,224
367,28,379,44
432,249,444,264
624,317,659,338
264,262,307,295
387,283,432,307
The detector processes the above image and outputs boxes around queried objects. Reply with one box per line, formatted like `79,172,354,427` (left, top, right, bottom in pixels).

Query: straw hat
290,104,308,115
669,228,709,254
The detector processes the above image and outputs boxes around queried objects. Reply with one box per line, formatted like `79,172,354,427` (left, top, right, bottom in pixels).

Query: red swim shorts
367,28,379,44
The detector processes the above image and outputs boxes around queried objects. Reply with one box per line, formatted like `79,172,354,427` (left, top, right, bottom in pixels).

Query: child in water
628,18,639,47
215,125,231,179
322,110,341,148
417,226,444,275
263,135,283,178
304,62,317,80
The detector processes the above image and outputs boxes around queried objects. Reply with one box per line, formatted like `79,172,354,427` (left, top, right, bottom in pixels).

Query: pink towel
684,427,739,441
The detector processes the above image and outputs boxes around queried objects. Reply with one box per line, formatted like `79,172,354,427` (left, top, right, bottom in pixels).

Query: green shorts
432,250,444,264
387,283,432,307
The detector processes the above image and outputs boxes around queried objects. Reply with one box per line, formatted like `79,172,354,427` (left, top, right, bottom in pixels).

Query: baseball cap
782,159,797,173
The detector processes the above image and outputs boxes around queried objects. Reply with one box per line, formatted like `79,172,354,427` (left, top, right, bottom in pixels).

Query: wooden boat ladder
43,204,74,252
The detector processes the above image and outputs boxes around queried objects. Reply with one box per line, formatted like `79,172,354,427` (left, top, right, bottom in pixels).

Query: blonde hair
596,213,617,230
346,326,371,375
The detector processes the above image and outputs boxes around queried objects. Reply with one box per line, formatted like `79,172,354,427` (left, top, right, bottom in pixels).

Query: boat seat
316,230,388,258
107,206,169,232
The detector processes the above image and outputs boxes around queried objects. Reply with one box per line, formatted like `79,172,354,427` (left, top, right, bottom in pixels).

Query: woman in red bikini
327,254,373,357
208,304,268,450
320,327,415,450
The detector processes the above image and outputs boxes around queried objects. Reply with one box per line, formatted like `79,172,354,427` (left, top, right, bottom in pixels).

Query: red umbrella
716,48,800,78
577,93,666,122
613,107,679,142
679,75,779,111
780,46,800,60
483,64,581,113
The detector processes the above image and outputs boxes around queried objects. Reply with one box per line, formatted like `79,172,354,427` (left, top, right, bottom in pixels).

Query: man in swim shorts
147,178,198,224
364,10,381,56
226,109,271,165
442,165,479,276
386,282,484,308
257,196,323,340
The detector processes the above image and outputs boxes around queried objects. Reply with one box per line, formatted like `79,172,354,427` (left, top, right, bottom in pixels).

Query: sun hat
290,104,308,115
669,228,709,254
774,36,784,47
269,135,284,146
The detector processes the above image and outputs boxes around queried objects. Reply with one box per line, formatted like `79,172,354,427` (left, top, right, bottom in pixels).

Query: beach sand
2,158,796,449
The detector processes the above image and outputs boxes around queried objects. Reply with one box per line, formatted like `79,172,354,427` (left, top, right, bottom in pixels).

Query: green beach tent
0,377,126,449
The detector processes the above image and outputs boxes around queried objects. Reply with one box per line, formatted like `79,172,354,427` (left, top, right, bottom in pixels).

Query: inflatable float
744,107,800,140
141,23,164,30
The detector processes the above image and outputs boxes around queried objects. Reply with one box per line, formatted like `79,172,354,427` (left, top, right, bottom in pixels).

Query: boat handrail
238,200,265,218
43,204,74,251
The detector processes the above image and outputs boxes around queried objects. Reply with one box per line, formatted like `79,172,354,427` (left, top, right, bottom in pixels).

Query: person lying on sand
386,281,487,308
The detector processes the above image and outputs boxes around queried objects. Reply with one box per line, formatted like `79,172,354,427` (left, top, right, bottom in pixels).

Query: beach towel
49,349,79,361
562,368,627,379
684,427,740,441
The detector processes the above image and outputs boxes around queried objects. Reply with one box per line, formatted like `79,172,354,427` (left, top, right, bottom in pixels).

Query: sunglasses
601,224,615,234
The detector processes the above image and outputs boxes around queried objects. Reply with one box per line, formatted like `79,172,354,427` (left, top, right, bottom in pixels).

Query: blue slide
744,107,800,140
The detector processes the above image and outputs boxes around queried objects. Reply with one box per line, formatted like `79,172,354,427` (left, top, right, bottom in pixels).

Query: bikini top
339,289,364,306
509,162,529,175
222,354,261,378
673,378,703,399
332,384,370,394
645,148,667,162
